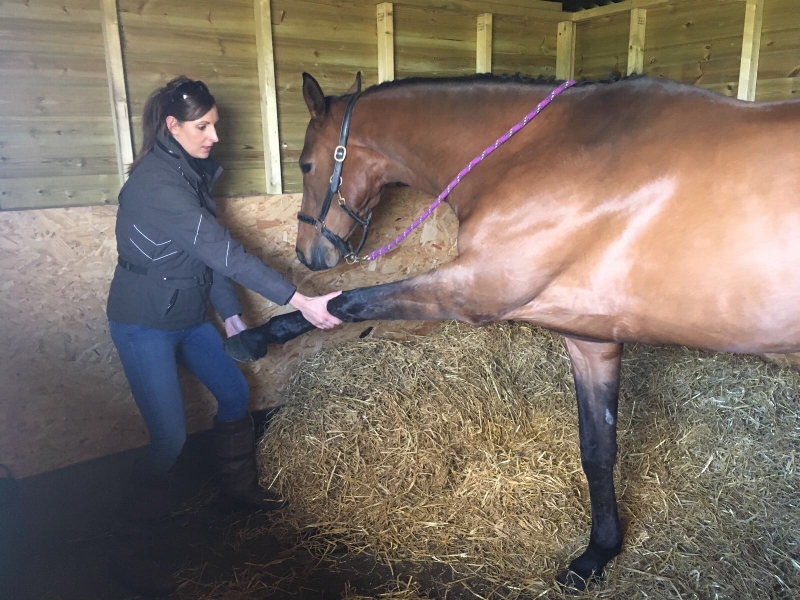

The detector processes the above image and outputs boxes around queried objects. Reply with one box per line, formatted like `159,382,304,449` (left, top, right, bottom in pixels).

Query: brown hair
128,76,216,174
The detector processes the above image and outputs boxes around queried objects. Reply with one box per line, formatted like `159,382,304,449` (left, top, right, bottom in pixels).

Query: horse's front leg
557,337,624,591
224,262,494,362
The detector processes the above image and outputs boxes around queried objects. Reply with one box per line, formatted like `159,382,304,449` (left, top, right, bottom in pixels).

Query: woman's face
167,106,219,159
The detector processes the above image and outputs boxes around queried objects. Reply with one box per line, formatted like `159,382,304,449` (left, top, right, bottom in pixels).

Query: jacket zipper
164,290,179,316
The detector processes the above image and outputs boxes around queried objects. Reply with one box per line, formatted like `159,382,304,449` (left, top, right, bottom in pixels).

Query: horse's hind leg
556,337,624,591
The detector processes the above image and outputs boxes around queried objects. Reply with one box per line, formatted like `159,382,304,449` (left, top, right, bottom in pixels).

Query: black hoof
555,541,621,592
223,331,267,363
555,568,594,593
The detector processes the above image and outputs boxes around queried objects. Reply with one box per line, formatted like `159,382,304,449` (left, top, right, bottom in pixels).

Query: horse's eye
300,162,312,174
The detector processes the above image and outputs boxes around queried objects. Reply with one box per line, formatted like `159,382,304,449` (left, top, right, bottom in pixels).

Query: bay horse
225,72,800,589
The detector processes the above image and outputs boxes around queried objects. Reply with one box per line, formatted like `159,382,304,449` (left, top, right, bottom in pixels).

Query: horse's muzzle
296,242,339,271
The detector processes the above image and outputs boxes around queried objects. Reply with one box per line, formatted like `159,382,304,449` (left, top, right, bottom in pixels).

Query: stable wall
574,0,800,98
3,0,800,478
0,188,457,478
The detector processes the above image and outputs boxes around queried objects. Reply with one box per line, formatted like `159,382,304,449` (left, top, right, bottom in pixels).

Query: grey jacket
107,132,296,330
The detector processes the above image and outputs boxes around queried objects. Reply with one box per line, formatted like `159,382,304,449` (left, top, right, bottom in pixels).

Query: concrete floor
8,413,482,600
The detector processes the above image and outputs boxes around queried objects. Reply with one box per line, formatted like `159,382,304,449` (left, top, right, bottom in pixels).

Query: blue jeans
109,320,249,474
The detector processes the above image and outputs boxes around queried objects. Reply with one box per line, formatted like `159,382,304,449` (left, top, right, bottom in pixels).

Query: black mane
358,71,643,97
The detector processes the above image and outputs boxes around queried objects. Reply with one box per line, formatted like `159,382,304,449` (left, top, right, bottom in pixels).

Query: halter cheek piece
297,92,372,263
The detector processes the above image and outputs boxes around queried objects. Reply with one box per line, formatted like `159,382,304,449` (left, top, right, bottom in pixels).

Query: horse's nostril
296,249,306,265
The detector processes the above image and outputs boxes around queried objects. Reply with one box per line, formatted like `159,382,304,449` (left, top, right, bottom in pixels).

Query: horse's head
296,73,386,271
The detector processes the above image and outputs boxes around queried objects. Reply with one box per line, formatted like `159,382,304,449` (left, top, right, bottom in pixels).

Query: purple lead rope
363,79,577,262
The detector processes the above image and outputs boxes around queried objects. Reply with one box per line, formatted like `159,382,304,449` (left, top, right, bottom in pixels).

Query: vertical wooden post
377,3,395,82
476,13,493,74
254,0,283,194
556,21,576,81
627,8,647,75
99,0,134,186
738,0,764,101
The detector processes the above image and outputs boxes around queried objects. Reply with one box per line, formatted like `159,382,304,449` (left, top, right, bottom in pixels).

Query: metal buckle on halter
314,219,324,234
334,145,347,162
337,192,347,206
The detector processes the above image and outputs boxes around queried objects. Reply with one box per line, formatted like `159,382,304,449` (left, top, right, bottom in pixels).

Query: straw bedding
258,321,799,599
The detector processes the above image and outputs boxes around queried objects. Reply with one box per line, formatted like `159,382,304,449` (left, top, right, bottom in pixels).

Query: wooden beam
99,0,134,186
476,13,492,73
738,0,764,101
389,1,565,21
556,21,576,81
254,0,282,194
377,3,395,82
627,8,647,75
571,0,746,23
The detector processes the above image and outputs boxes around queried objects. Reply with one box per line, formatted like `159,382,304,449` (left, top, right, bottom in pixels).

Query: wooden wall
119,0,266,197
0,0,561,209
0,0,119,210
574,0,800,99
757,0,800,100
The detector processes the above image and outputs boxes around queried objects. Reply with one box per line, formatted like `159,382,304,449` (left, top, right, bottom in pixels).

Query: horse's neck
361,85,555,199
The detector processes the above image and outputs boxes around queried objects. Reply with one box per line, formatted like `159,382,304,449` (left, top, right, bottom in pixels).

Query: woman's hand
224,314,248,338
288,290,342,329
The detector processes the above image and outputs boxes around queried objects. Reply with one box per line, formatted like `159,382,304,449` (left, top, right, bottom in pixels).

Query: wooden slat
0,0,101,24
493,14,557,78
394,4,476,78
738,0,764,101
628,8,647,74
99,0,134,185
377,3,394,82
380,0,565,20
556,20,576,80
476,13,492,73
572,0,747,23
574,9,629,79
0,174,119,210
254,0,282,194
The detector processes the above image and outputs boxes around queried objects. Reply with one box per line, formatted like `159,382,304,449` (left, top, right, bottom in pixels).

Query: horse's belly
509,285,800,354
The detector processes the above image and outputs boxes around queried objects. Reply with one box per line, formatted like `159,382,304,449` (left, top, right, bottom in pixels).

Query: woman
106,76,339,595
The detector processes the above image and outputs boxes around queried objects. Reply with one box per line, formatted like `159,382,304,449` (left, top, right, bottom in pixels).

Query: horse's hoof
555,569,591,593
223,332,267,363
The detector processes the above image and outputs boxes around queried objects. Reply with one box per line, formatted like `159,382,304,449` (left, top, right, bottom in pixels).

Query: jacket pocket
164,290,179,316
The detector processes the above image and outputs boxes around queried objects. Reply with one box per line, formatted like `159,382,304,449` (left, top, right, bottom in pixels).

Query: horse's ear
302,72,326,119
346,72,362,95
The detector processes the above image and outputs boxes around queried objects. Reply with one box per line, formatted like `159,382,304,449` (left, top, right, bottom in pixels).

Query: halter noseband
297,91,372,263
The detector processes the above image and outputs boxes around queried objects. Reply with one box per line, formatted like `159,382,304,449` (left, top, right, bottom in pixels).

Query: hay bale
259,321,800,598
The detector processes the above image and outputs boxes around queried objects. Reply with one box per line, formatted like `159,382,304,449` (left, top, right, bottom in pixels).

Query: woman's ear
165,115,180,136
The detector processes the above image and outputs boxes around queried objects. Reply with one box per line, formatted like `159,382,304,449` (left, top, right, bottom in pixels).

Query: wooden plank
571,0,747,23
476,13,492,73
738,0,764,101
0,174,119,210
377,3,394,82
628,8,647,74
493,14,557,77
556,20,576,81
0,0,101,24
99,0,134,185
254,0,282,194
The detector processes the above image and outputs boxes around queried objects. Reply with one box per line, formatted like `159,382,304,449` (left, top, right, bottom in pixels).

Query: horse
224,72,800,589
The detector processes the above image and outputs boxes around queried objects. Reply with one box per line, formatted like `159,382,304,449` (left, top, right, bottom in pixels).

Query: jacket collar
153,131,223,188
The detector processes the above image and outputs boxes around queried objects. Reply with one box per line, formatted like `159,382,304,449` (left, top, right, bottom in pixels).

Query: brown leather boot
109,466,177,597
213,415,286,511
